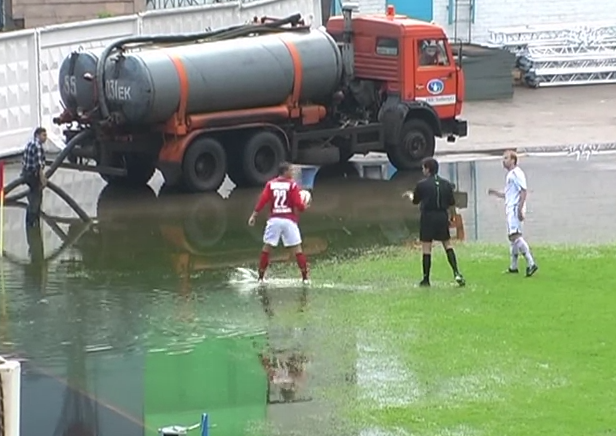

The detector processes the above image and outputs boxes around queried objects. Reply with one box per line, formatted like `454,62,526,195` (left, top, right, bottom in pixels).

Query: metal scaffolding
488,22,616,88
525,71,616,87
488,23,616,48
524,41,616,57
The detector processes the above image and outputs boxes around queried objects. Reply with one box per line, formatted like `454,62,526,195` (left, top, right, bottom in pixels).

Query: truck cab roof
326,10,447,38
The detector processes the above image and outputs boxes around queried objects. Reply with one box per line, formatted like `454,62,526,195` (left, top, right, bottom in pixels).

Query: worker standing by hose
21,127,48,227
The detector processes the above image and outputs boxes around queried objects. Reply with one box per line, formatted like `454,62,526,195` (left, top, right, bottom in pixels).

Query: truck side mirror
456,45,463,67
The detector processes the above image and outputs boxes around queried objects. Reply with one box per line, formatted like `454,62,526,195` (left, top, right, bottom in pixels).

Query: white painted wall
433,0,616,43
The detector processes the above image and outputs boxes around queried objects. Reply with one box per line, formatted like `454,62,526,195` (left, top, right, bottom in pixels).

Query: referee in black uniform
404,157,465,287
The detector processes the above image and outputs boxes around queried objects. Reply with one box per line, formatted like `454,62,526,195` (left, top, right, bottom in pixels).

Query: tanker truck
53,4,468,192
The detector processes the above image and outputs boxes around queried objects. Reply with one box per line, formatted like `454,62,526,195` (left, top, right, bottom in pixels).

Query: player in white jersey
488,151,538,277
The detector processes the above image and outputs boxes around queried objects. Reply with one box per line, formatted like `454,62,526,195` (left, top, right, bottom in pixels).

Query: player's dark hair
278,161,292,176
33,127,46,138
422,157,439,175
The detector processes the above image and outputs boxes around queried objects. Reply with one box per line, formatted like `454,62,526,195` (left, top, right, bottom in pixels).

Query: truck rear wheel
101,154,156,187
182,137,227,192
387,119,435,170
242,131,286,186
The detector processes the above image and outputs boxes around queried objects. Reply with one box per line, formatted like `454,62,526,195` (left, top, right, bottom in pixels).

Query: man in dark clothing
21,127,48,227
403,157,465,287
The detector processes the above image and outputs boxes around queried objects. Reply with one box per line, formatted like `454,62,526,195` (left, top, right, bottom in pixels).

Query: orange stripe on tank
279,38,303,118
164,52,190,135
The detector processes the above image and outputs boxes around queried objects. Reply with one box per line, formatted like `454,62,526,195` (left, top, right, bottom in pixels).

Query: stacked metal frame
487,22,616,88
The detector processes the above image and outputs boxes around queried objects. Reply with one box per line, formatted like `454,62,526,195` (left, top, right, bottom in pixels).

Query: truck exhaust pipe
341,2,358,84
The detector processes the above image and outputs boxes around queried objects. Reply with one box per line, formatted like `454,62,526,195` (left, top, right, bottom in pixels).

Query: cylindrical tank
58,50,100,116
58,29,342,125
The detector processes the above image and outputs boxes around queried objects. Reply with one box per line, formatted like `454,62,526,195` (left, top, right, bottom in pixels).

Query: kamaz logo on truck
105,80,132,101
427,79,444,95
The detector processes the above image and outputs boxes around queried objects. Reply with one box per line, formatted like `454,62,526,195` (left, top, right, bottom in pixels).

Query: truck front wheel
387,119,435,170
182,137,227,192
242,131,286,186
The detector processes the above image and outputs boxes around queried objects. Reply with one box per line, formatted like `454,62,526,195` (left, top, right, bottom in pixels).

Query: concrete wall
11,0,145,27
357,0,616,43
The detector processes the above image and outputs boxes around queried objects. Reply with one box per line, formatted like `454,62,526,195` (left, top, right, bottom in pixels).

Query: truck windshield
417,39,450,67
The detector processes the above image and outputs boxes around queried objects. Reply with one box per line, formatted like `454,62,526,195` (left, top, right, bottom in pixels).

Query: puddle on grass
1,152,616,435
356,335,422,408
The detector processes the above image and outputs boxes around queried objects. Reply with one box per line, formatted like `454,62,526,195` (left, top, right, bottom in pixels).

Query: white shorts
263,217,302,247
506,208,523,235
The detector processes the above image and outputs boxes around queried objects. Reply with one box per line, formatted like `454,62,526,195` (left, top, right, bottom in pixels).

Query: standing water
1,153,616,435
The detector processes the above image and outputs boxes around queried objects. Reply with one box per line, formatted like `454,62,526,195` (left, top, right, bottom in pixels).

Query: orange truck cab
327,5,467,169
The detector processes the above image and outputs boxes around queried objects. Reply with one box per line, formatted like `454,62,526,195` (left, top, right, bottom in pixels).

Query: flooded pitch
2,152,616,436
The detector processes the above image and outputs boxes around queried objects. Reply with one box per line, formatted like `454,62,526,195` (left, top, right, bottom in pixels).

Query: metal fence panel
0,30,39,157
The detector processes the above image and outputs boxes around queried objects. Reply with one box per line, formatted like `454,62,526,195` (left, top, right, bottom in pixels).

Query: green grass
306,244,616,436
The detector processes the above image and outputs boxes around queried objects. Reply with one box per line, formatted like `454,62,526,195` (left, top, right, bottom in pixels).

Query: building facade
354,0,616,43
5,0,145,28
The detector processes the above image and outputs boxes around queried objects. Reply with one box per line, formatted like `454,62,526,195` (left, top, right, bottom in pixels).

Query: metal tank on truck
59,28,342,125
52,5,468,193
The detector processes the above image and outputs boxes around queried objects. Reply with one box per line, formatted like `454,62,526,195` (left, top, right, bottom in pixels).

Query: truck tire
182,137,227,192
387,119,435,170
242,131,286,186
101,154,156,187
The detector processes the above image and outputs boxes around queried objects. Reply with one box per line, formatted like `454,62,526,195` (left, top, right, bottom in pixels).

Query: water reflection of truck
77,172,467,282
53,5,467,193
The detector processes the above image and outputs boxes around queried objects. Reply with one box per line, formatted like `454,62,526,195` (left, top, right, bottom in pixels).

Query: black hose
46,130,92,179
4,129,91,201
5,181,90,223
95,13,303,119
47,181,90,222
5,201,69,241
208,23,309,42
0,202,92,266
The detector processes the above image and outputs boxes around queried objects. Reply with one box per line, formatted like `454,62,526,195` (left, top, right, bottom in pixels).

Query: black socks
446,248,459,275
422,249,462,285
422,254,431,280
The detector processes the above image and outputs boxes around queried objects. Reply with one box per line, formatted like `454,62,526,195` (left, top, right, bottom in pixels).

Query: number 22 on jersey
273,188,289,211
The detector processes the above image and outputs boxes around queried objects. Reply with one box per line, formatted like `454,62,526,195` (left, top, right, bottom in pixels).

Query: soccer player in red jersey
247,162,310,283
